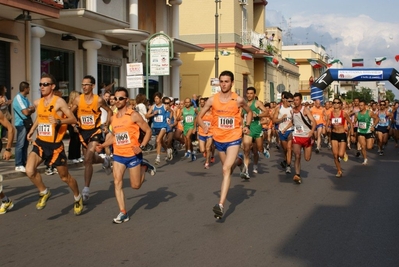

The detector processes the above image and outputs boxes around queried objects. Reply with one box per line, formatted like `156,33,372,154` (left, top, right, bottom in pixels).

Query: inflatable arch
310,68,399,101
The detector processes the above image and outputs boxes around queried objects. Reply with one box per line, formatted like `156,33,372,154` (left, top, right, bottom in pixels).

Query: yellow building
179,0,300,103
282,43,329,101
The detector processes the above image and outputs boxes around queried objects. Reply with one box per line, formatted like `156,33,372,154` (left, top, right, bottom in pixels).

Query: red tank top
330,110,346,127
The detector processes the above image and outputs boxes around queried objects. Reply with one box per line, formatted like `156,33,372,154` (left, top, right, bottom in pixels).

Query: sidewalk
0,137,157,181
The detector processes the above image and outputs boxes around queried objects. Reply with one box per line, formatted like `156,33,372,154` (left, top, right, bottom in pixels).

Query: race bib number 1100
218,117,234,129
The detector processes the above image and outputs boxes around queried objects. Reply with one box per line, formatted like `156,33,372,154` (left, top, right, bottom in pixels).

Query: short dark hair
293,92,303,100
114,87,129,98
219,70,234,82
83,75,96,85
153,92,163,100
283,91,294,99
41,73,57,85
247,87,256,94
135,93,146,104
19,81,30,92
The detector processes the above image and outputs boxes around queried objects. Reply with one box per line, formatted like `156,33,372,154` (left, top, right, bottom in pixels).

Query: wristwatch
140,145,146,150
56,119,61,125
5,148,11,152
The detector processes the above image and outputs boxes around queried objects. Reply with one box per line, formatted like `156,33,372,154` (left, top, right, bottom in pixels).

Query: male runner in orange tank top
197,70,253,219
25,74,83,215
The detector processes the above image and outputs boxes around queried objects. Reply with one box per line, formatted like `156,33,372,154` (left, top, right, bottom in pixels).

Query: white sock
40,188,48,195
74,194,81,201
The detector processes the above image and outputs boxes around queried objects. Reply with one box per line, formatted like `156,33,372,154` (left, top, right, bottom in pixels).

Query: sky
265,0,399,98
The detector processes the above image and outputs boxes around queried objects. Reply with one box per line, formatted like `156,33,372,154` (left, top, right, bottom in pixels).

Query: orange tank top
36,96,67,143
311,106,325,125
211,92,242,142
198,110,212,137
111,109,140,157
77,94,101,130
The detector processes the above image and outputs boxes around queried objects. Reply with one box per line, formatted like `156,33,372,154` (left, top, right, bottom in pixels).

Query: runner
146,92,168,165
197,70,252,219
291,93,316,184
375,100,392,155
25,74,83,215
95,87,156,224
0,109,15,214
181,97,197,161
349,98,361,156
163,97,175,161
325,98,353,178
196,97,214,169
241,87,270,177
70,75,113,202
310,99,326,153
353,100,379,165
272,91,294,174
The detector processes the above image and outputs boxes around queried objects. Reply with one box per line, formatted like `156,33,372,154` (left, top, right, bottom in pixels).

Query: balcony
299,81,311,93
241,29,278,56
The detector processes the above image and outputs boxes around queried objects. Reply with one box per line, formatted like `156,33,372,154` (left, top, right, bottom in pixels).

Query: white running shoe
15,166,26,173
102,155,112,175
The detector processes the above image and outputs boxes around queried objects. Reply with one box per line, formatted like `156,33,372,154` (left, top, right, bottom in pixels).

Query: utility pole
214,0,221,78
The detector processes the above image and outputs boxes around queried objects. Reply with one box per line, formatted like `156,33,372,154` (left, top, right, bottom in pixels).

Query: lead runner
197,70,253,219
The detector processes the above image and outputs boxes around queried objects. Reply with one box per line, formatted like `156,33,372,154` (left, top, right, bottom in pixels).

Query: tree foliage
342,87,373,103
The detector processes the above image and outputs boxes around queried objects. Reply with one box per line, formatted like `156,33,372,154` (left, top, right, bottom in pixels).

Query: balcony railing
241,30,278,54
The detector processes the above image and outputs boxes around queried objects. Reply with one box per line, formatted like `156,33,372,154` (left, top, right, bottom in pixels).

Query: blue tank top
165,109,173,132
377,111,389,127
152,104,168,129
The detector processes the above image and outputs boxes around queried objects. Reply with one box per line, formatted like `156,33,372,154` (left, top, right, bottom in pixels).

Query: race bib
379,118,386,124
294,125,304,134
154,115,163,123
359,122,367,129
81,115,95,126
313,114,320,121
38,123,52,137
331,117,342,125
115,131,131,146
185,115,194,123
218,117,235,129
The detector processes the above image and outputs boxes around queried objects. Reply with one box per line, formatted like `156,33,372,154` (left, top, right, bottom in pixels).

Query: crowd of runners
1,70,398,221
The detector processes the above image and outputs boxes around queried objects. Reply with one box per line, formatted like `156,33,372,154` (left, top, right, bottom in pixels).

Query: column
31,26,45,102
86,0,97,12
82,40,102,94
171,1,181,38
129,0,138,29
170,53,182,98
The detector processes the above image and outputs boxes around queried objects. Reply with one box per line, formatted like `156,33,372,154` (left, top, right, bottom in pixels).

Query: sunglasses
39,83,53,87
81,83,92,87
164,102,171,104
380,104,386,106
287,100,293,103
115,97,127,101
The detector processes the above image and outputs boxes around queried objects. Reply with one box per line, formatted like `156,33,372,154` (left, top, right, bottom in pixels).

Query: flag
352,58,363,67
272,58,279,66
264,56,273,63
285,58,297,65
241,52,253,60
220,50,230,56
327,59,341,68
307,59,322,68
375,57,387,65
265,56,279,67
395,55,399,62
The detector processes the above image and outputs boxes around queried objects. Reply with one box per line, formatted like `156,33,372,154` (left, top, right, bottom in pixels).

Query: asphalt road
1,142,399,267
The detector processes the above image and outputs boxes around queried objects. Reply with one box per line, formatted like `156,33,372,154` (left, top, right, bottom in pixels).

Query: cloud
267,11,399,68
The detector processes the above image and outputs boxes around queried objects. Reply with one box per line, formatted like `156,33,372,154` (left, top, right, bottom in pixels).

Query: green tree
385,90,395,102
345,87,373,103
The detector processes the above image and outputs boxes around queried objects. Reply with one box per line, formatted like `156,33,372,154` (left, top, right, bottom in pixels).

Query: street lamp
214,0,221,78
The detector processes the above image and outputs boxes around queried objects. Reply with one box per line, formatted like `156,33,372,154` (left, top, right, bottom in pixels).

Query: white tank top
278,105,293,131
292,106,311,137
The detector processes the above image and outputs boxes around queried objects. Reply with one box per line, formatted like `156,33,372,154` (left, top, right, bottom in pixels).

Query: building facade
0,0,202,109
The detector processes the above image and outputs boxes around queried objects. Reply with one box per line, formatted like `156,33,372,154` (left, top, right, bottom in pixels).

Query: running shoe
252,166,258,174
204,162,210,169
15,166,26,173
82,187,90,203
263,148,271,159
377,149,382,153
285,166,291,174
362,158,368,165
327,143,332,149
315,148,320,154
36,189,52,210
324,136,329,144
335,171,343,178
213,204,224,219
379,151,384,156
52,167,58,174
240,165,250,179
72,159,80,164
343,153,348,162
0,199,14,214
78,157,84,163
293,174,302,184
191,154,197,161
73,197,83,216
102,155,112,175
154,157,161,165
183,152,191,159
113,212,130,224
356,151,361,157
192,140,199,147
142,158,156,176
167,148,173,161
210,157,215,163
280,160,287,169
45,166,54,176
